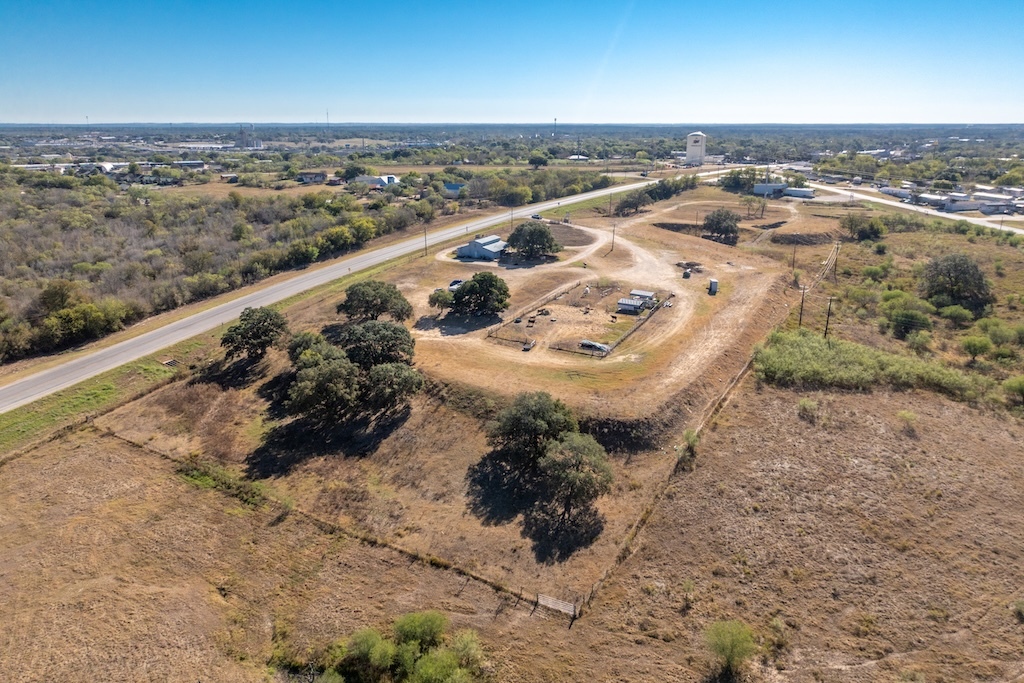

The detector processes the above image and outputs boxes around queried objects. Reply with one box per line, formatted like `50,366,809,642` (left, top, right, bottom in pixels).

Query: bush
961,336,992,362
897,410,918,436
1004,376,1024,404
797,398,818,423
754,329,979,399
706,620,756,676
862,265,885,282
906,330,932,354
394,611,448,649
938,305,973,328
890,309,932,340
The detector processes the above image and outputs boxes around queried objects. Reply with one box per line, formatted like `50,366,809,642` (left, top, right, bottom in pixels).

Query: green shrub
938,305,973,328
906,331,931,354
890,309,932,340
797,398,818,423
897,410,918,436
754,329,979,399
1004,376,1024,404
394,611,448,649
706,620,756,676
986,323,1015,346
961,336,992,361
1013,600,1024,623
862,265,884,282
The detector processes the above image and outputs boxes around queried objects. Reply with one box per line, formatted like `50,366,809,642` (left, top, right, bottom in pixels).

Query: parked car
531,214,542,220
447,279,464,292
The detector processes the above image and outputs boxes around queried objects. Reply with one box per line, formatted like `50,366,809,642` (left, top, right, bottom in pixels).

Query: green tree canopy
538,432,613,521
703,208,741,242
336,320,415,370
506,221,561,260
961,335,992,362
528,152,549,170
286,346,361,422
921,253,994,315
220,306,289,360
337,280,413,322
451,272,510,315
364,362,424,413
488,391,578,469
427,288,454,312
841,213,885,241
614,187,653,216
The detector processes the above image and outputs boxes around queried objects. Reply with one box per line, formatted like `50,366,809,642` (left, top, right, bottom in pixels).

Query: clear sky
2,0,1022,124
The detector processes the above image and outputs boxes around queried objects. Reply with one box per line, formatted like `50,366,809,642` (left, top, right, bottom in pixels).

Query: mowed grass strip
0,359,177,455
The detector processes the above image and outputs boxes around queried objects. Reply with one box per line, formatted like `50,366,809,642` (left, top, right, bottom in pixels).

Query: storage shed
708,279,719,295
456,235,507,261
617,298,645,314
629,289,656,301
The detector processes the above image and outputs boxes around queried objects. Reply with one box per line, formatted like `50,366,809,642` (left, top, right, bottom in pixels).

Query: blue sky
2,0,1022,124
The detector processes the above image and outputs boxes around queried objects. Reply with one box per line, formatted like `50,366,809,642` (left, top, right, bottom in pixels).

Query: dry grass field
4,185,1024,682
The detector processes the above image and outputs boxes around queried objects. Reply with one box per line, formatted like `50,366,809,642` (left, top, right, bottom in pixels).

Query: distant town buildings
236,124,263,150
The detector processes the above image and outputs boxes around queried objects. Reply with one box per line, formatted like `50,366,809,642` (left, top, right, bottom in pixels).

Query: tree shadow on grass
413,313,500,337
466,451,605,563
193,356,267,390
521,504,604,564
245,405,412,479
465,450,539,526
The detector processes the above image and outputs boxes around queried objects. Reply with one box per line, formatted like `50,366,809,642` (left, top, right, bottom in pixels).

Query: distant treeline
0,164,612,362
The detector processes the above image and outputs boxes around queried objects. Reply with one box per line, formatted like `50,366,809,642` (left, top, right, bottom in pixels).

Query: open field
87,187,790,608
5,182,1024,681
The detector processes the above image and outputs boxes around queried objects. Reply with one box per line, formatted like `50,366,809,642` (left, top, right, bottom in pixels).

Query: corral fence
491,276,589,335
547,291,675,359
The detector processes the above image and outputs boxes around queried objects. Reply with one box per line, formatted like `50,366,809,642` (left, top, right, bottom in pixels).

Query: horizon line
2,121,1023,127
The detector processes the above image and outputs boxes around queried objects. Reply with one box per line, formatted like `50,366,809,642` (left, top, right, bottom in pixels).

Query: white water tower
686,131,706,166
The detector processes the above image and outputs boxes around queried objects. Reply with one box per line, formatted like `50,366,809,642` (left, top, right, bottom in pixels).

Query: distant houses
350,174,400,189
296,171,327,184
443,182,466,199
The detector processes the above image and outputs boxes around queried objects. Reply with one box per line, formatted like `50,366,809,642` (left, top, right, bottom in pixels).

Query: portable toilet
708,279,719,295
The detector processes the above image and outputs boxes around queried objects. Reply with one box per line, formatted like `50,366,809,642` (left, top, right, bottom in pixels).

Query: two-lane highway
0,180,651,414
0,166,744,415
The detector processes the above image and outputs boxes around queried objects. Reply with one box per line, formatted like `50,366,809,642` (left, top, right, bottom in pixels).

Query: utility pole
510,207,513,231
423,223,428,256
791,244,797,270
798,287,806,327
612,222,616,251
833,242,840,282
824,297,834,338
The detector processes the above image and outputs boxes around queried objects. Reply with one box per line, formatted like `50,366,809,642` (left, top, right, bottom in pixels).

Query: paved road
808,182,1024,235
0,166,747,415
0,177,682,415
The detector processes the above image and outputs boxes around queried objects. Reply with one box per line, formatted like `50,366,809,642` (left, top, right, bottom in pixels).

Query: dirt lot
488,281,660,351
408,195,788,418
